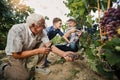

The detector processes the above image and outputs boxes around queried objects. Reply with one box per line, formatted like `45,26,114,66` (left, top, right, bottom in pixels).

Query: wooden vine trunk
107,0,110,10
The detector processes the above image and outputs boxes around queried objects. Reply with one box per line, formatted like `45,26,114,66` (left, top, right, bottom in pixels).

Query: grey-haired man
2,13,74,80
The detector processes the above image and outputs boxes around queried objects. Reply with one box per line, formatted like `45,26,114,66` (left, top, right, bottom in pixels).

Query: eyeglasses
37,22,46,29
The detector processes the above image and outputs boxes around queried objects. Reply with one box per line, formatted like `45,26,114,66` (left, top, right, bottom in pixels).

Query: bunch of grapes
100,7,120,40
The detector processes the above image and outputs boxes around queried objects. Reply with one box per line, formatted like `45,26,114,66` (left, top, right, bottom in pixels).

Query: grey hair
26,13,44,27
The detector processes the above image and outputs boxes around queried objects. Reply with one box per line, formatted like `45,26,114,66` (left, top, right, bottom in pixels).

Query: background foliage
64,0,120,79
0,0,34,49
0,0,120,79
64,0,117,27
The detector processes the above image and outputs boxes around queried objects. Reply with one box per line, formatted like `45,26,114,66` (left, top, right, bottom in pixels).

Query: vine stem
107,0,110,10
97,0,100,22
97,0,103,43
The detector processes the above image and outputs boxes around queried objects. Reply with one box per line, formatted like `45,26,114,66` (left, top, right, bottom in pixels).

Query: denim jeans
55,42,79,52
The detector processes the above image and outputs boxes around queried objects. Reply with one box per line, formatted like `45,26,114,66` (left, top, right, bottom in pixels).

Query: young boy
56,19,82,52
45,17,70,43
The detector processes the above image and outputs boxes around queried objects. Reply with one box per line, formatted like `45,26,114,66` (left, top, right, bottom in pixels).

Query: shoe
44,60,51,67
0,63,8,74
0,63,8,79
46,60,51,64
35,66,51,75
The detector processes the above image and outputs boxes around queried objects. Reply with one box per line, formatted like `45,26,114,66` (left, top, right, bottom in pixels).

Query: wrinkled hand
63,51,74,61
63,51,80,61
38,47,51,54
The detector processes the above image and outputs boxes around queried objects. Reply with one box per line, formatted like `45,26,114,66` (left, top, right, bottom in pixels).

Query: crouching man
3,13,74,80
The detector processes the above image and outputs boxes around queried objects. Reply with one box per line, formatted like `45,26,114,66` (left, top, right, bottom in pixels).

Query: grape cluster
100,7,120,40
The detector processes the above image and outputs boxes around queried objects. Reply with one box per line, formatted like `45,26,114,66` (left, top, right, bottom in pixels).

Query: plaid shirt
5,23,49,55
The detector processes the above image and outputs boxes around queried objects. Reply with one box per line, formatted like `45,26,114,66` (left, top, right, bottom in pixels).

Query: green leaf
82,0,88,9
79,7,85,16
85,48,96,60
104,50,120,66
86,15,93,26
96,63,114,79
88,59,98,72
115,46,120,51
100,1,106,10
0,0,34,49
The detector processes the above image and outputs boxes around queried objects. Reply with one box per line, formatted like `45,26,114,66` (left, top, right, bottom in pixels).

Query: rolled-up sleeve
5,29,23,55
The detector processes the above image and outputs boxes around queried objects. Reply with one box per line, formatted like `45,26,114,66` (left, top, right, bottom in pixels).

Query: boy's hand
69,28,77,33
77,30,82,37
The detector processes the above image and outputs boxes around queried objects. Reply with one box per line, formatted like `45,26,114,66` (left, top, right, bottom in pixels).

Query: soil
0,52,107,80
33,52,107,80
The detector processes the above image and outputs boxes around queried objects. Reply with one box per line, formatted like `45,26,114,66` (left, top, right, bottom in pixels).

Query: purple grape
106,18,113,24
100,7,120,40
108,8,116,13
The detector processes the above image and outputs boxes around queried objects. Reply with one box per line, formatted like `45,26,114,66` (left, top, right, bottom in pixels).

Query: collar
25,23,37,37
52,26,56,31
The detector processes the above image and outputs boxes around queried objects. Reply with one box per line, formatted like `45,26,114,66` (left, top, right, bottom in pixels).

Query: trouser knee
4,65,30,80
69,43,78,52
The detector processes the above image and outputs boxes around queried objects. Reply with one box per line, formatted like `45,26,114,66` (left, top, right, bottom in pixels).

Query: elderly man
1,13,74,80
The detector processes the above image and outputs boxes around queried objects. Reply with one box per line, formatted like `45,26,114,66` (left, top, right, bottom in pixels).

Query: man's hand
63,51,80,61
63,51,74,61
38,47,51,54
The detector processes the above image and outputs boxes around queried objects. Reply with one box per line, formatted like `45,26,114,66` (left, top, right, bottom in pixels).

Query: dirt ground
0,52,107,80
32,52,107,80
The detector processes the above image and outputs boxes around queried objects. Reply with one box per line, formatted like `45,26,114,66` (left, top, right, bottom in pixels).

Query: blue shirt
45,26,64,40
